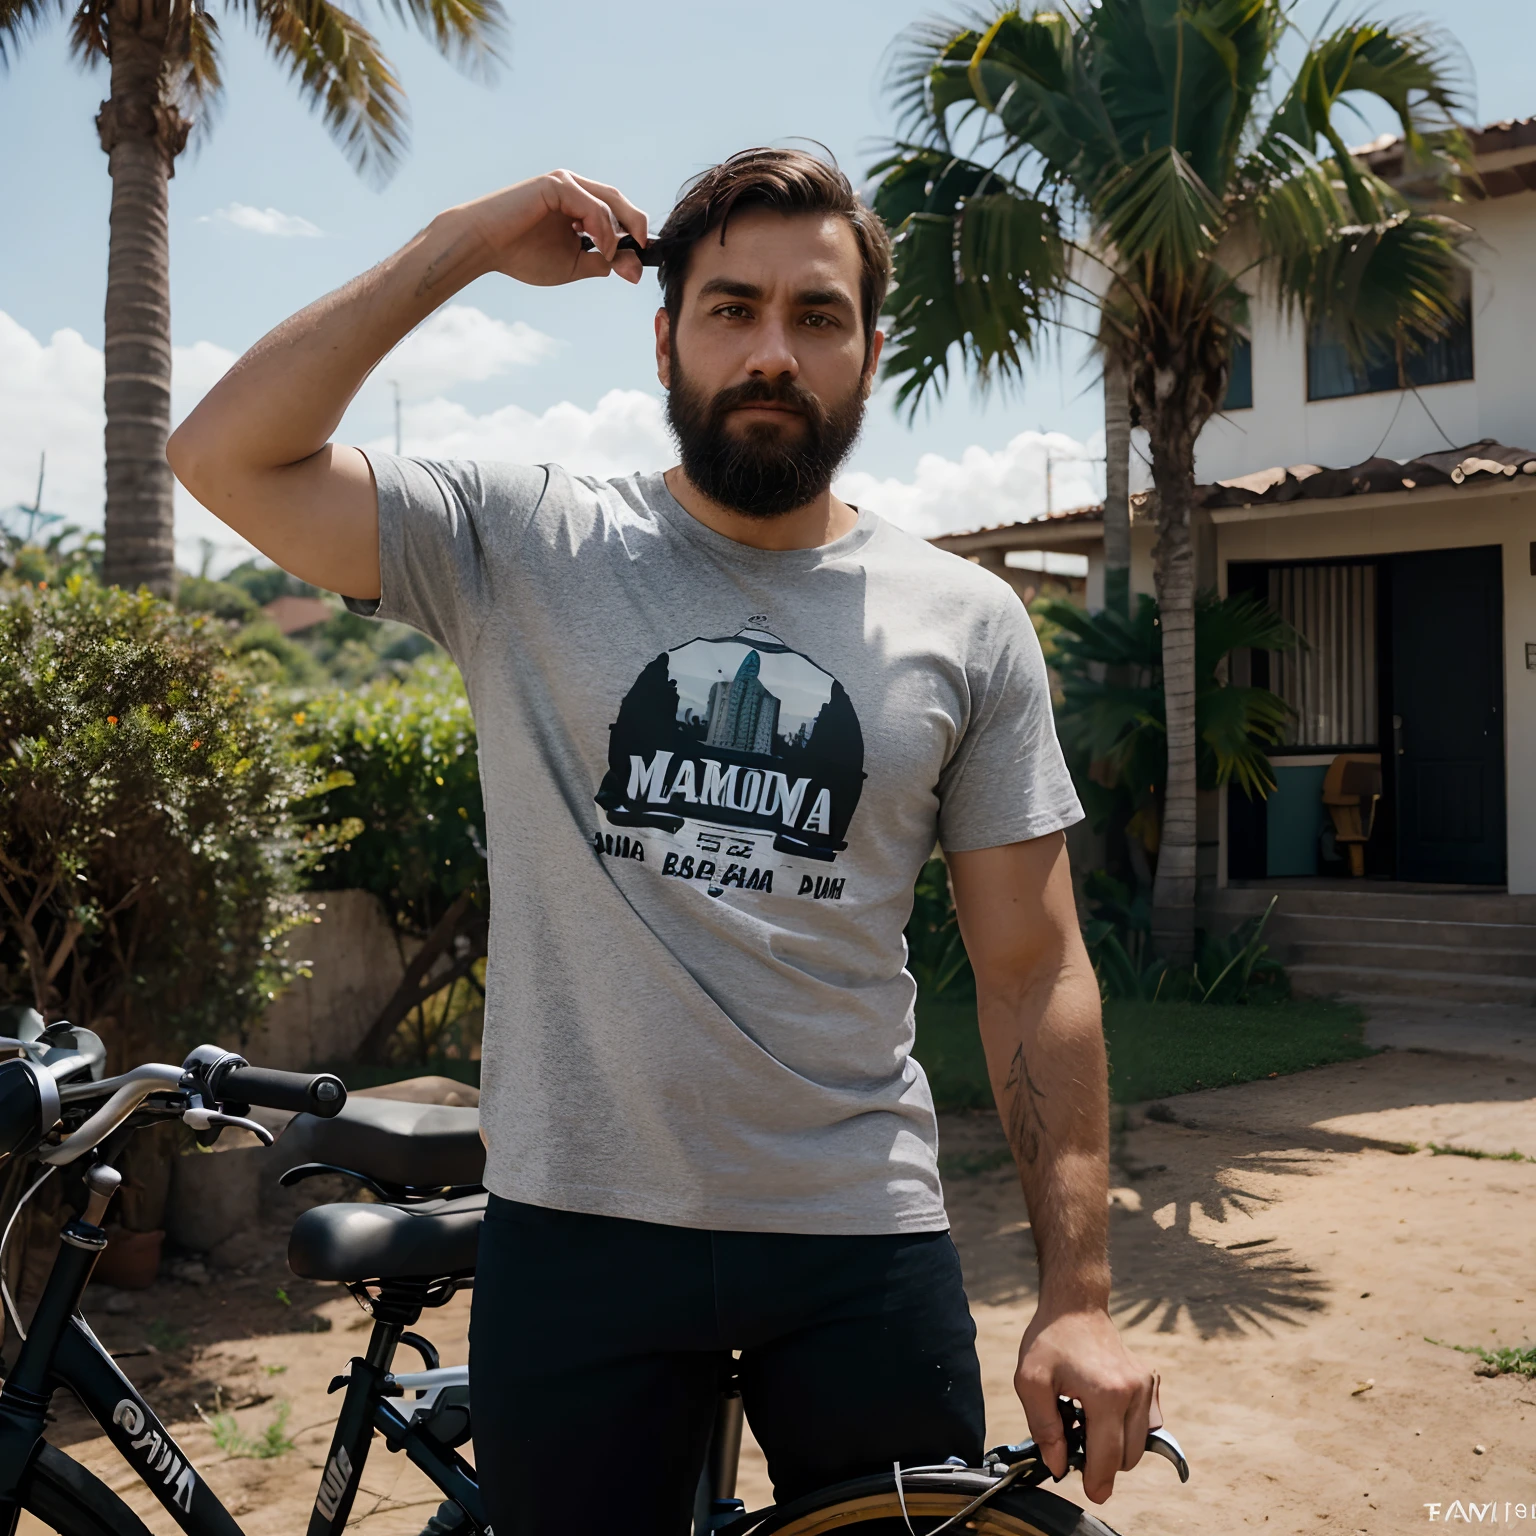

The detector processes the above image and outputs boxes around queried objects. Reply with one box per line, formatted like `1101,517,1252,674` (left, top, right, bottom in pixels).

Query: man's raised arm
167,172,649,598
947,832,1158,1505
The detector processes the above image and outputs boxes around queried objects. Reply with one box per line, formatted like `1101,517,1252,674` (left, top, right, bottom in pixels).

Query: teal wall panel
1266,764,1330,877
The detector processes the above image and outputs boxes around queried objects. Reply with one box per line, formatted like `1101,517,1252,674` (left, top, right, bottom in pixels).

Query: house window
1221,334,1253,410
1307,299,1473,402
1267,563,1378,749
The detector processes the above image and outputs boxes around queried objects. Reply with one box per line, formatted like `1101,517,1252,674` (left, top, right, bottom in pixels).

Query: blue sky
1,0,1532,567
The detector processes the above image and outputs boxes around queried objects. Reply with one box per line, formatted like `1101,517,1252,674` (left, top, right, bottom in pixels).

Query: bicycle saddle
288,1192,486,1283
280,1097,485,1190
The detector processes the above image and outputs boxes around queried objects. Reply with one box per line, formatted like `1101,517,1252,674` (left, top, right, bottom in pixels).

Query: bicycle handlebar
215,1064,345,1117
40,1047,347,1164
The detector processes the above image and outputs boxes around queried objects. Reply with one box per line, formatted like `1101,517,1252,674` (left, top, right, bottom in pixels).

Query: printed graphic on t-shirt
594,628,866,899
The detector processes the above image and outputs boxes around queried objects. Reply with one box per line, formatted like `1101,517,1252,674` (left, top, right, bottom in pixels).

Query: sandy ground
21,1026,1536,1536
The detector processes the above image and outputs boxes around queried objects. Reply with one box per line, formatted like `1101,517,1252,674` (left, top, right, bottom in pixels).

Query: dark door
1389,546,1505,883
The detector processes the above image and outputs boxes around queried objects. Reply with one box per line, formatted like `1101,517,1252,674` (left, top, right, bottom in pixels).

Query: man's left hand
1014,1305,1160,1504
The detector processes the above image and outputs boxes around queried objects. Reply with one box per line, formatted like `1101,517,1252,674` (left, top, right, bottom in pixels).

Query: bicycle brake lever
1144,1427,1190,1483
182,1107,275,1145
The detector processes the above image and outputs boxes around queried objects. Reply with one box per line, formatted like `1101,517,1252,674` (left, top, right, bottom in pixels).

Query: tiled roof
261,594,335,634
1199,439,1536,509
929,504,1106,545
1359,116,1536,199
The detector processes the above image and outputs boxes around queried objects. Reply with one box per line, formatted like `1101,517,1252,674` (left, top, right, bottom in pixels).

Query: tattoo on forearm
1003,1043,1048,1165
416,234,480,296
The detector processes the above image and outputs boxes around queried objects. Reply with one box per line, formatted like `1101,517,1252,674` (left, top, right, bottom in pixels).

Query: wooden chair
1323,753,1382,877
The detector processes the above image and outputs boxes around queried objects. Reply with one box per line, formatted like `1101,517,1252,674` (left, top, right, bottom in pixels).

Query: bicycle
0,1017,1189,1536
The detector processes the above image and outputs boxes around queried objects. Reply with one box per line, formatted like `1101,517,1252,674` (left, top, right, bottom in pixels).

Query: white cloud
0,312,255,574
201,204,323,238
363,388,674,480
380,306,561,397
836,428,1109,540
2,306,1128,580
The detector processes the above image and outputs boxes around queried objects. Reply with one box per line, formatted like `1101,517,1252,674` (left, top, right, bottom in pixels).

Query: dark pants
469,1195,985,1536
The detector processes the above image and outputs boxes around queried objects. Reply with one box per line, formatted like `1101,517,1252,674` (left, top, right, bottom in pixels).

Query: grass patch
146,1318,188,1353
1429,1338,1536,1379
915,994,1371,1111
197,1394,295,1459
1429,1143,1535,1164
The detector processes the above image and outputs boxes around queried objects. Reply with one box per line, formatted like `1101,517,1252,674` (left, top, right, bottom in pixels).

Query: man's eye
803,314,836,329
715,305,751,319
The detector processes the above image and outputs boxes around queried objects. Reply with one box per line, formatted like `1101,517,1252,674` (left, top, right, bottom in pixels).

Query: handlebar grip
218,1065,346,1118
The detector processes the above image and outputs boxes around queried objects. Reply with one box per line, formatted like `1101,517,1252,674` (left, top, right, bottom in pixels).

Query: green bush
0,576,343,1055
295,661,485,934
293,661,488,1064
906,859,974,999
176,577,260,625
182,561,437,690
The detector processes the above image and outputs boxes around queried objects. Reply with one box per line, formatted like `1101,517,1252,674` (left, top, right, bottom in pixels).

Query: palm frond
0,0,59,65
1269,196,1469,363
175,8,225,124
883,14,988,145
1265,17,1474,212
1094,0,1278,196
1035,593,1161,672
1095,145,1226,269
1197,682,1290,795
1194,590,1300,672
967,7,1119,189
871,146,1065,414
65,0,105,63
376,0,506,80
238,0,407,184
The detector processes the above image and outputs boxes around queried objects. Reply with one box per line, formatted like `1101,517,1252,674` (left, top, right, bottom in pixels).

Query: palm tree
870,0,1472,960
1040,588,1297,856
1,0,506,597
1100,344,1131,619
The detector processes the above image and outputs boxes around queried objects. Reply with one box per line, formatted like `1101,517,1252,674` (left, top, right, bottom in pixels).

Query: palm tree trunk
1147,416,1199,965
97,0,189,598
1101,348,1132,619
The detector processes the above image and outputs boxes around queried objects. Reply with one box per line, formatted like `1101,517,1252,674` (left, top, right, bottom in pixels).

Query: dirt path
24,1042,1536,1536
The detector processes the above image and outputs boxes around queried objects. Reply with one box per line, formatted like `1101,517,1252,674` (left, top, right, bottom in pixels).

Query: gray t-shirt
349,452,1082,1234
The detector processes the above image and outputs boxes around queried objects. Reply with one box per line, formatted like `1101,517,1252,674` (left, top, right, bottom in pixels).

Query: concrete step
1211,886,1536,924
1269,913,1536,951
1289,939,1536,979
1289,963,1536,1006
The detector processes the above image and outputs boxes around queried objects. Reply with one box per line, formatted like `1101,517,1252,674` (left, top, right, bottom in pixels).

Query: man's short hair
654,147,894,364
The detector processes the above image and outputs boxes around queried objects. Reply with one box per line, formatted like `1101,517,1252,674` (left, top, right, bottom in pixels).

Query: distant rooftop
1200,439,1536,510
1358,115,1536,199
262,594,335,635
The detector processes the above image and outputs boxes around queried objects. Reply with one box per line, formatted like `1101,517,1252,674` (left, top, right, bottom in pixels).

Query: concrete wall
1195,191,1536,484
1214,481,1536,892
239,890,408,1070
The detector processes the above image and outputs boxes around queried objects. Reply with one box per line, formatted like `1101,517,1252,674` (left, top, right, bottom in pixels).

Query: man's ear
861,325,886,399
655,309,671,389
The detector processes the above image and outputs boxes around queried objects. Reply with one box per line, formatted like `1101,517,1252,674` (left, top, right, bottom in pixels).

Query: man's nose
744,317,799,382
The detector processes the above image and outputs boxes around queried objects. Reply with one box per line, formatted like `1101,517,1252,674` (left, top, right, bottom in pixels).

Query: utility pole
391,381,402,456
1041,440,1106,519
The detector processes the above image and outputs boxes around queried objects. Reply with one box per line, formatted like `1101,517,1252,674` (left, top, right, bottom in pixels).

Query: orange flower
107,716,118,726
191,739,202,749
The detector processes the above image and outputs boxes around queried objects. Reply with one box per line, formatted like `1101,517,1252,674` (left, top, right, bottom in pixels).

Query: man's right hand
168,169,650,599
452,171,650,288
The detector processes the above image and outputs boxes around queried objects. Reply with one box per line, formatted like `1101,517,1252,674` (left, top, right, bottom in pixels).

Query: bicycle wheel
16,1444,156,1536
754,1470,1122,1536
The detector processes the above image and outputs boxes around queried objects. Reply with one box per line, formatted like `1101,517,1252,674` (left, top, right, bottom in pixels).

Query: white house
936,119,1536,1002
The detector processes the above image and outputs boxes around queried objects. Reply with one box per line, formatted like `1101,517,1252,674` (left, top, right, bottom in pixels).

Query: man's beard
665,347,867,520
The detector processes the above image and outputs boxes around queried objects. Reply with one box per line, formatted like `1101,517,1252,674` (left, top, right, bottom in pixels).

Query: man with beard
170,149,1158,1536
